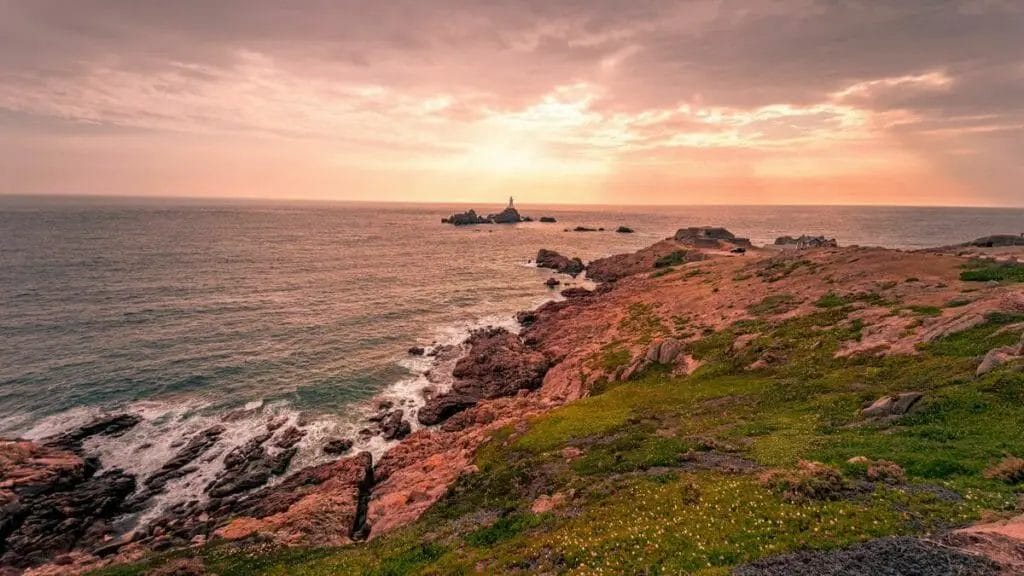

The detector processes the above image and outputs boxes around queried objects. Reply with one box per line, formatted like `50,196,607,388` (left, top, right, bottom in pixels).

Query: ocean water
1,196,1022,518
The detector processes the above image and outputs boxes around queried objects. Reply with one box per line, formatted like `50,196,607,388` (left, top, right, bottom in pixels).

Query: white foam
14,309,534,530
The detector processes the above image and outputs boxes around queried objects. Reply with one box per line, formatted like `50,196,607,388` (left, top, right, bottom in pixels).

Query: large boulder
646,338,685,364
535,249,585,277
417,393,480,426
861,392,923,420
451,328,549,399
977,335,1024,376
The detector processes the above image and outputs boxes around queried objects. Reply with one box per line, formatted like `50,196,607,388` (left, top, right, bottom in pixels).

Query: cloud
0,0,1021,205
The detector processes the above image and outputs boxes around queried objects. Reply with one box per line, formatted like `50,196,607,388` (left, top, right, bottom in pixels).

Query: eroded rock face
646,338,685,365
418,394,479,426
214,451,373,546
587,239,709,283
450,329,548,399
861,392,923,420
418,328,548,425
1,463,135,565
535,249,585,277
977,334,1024,376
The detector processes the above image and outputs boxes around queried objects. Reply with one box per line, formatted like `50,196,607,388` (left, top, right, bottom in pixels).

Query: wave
11,309,534,530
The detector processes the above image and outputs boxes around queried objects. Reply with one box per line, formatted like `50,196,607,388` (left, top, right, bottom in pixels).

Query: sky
1,1,1022,206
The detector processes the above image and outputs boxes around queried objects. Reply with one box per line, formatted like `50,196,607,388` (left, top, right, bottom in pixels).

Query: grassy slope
95,305,1024,575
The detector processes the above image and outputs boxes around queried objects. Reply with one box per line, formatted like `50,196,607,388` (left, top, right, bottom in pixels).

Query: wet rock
144,425,225,491
733,536,1000,576
560,287,593,299
860,392,923,420
418,393,479,426
535,249,585,277
205,431,294,499
407,346,426,356
515,310,538,326
273,426,306,449
323,438,354,455
0,468,135,568
572,226,598,232
539,216,557,223
615,226,634,233
43,413,142,452
544,277,560,288
380,410,412,441
450,328,549,400
214,452,373,546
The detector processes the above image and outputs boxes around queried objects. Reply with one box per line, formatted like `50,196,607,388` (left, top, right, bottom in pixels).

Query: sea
1,196,1022,520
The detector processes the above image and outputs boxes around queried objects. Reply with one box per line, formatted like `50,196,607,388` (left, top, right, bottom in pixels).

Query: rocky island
4,228,1024,575
442,197,529,225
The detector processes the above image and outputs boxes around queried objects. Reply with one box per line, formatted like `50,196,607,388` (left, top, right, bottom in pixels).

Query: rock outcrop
965,234,1024,247
977,333,1024,376
675,226,752,248
441,209,489,226
418,328,548,425
860,392,923,421
214,452,374,546
587,239,708,283
774,235,839,249
535,249,585,277
0,415,145,569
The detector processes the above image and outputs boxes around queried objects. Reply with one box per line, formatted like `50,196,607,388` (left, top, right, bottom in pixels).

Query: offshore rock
441,209,488,225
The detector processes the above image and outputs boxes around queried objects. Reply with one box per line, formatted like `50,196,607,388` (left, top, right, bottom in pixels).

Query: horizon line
2,192,1023,210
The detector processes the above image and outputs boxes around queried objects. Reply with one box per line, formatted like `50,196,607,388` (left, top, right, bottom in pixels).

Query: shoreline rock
535,249,585,277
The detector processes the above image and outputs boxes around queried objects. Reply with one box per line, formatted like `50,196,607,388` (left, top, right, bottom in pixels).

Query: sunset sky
1,1,1022,206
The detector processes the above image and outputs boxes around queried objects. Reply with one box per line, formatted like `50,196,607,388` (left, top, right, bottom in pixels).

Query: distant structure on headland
442,197,540,226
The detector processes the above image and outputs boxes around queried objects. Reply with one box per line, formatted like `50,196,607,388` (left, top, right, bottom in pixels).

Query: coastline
4,229,1024,574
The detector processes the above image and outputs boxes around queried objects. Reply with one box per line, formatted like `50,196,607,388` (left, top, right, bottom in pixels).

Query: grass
960,259,1024,282
91,305,1024,576
748,293,799,316
654,250,689,268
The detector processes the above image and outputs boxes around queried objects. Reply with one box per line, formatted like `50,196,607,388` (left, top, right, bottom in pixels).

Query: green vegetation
905,305,942,317
618,302,666,344
815,291,890,309
654,250,689,268
748,293,799,316
960,259,1024,282
94,307,1024,576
